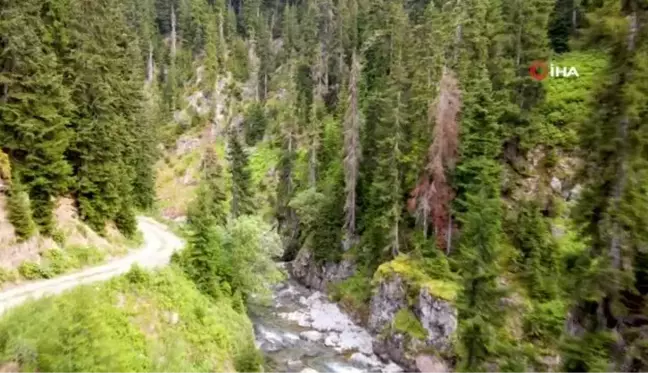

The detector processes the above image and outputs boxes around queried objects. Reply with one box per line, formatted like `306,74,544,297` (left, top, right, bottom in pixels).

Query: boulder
415,354,449,373
369,274,457,371
291,247,356,291
299,330,323,342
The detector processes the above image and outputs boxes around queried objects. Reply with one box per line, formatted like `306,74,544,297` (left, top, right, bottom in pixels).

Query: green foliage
228,130,254,218
41,249,77,276
244,103,268,145
330,270,373,319
229,38,250,82
7,178,36,240
178,210,283,302
0,267,261,372
15,247,106,282
456,189,506,371
67,246,106,266
393,309,428,340
523,299,567,344
374,255,461,302
509,201,560,299
0,0,157,236
0,267,19,285
18,261,49,280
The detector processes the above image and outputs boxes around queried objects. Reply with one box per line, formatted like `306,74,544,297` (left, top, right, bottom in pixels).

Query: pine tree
201,147,227,226
361,0,408,262
0,0,73,234
63,0,145,234
7,176,36,241
275,63,300,259
181,184,228,300
457,188,505,371
227,128,253,218
567,1,648,369
410,68,461,251
342,50,362,247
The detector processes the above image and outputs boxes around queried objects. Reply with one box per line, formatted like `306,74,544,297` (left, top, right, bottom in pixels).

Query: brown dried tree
409,67,461,252
343,50,361,249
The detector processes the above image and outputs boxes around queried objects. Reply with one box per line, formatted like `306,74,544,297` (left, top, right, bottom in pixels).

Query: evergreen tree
361,0,409,263
0,0,73,234
63,0,145,234
181,184,228,300
227,128,253,218
456,188,506,371
201,147,227,226
568,1,648,369
7,176,36,241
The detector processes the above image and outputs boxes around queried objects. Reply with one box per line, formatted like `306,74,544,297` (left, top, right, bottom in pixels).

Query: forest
1,0,648,371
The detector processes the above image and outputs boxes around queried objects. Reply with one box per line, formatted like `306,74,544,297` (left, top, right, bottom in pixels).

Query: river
248,264,404,373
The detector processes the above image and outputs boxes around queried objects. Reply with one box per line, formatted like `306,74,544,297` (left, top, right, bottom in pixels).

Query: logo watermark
529,60,579,81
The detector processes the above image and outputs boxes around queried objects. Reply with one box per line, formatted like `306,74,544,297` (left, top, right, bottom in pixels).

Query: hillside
1,0,648,372
0,266,262,372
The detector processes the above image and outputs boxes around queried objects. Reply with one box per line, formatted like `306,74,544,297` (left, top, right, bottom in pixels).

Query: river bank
249,267,404,373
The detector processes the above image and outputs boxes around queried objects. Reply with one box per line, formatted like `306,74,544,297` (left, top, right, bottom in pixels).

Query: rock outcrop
369,274,457,372
291,247,355,291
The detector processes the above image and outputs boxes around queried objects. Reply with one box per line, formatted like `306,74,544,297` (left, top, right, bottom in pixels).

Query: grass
394,308,428,340
0,266,262,372
373,255,461,302
329,270,373,322
12,246,108,282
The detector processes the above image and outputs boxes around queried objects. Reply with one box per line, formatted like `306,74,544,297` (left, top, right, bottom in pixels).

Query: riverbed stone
349,352,382,368
415,354,449,372
300,330,323,342
291,248,356,291
324,332,339,347
299,368,319,373
338,328,374,355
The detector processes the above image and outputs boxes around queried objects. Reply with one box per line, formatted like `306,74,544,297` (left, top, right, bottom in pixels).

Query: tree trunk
147,42,154,84
609,9,637,271
171,6,177,59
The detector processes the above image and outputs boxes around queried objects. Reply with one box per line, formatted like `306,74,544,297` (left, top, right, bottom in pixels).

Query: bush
68,246,105,266
7,180,36,240
0,268,260,372
18,261,48,280
0,267,18,285
330,271,372,320
125,264,151,285
41,249,77,276
524,299,567,343
394,309,428,340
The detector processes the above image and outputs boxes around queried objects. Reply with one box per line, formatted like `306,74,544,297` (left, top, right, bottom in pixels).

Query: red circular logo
529,60,549,81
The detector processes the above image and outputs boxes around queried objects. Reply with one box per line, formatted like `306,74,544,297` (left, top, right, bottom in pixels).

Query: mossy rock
394,308,428,340
373,255,460,303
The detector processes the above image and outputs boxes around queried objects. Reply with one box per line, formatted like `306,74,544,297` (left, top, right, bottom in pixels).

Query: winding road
0,217,184,315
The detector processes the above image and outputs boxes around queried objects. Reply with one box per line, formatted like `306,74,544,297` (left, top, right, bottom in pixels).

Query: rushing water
248,265,403,373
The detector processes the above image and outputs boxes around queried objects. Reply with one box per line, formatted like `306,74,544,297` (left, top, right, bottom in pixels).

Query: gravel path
0,217,184,315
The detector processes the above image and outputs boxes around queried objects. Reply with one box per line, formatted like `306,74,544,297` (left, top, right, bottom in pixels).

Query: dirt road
0,217,184,315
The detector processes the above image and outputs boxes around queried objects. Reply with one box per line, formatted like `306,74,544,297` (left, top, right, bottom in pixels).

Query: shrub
68,246,105,266
41,249,76,276
394,308,428,340
330,271,372,320
7,179,36,240
125,264,151,285
18,261,48,280
0,267,18,285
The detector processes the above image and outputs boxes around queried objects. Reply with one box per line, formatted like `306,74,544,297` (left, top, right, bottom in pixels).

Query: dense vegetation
0,0,158,238
2,0,648,371
0,267,262,372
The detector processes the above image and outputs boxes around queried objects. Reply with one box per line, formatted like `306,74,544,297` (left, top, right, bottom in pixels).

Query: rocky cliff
291,249,458,372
